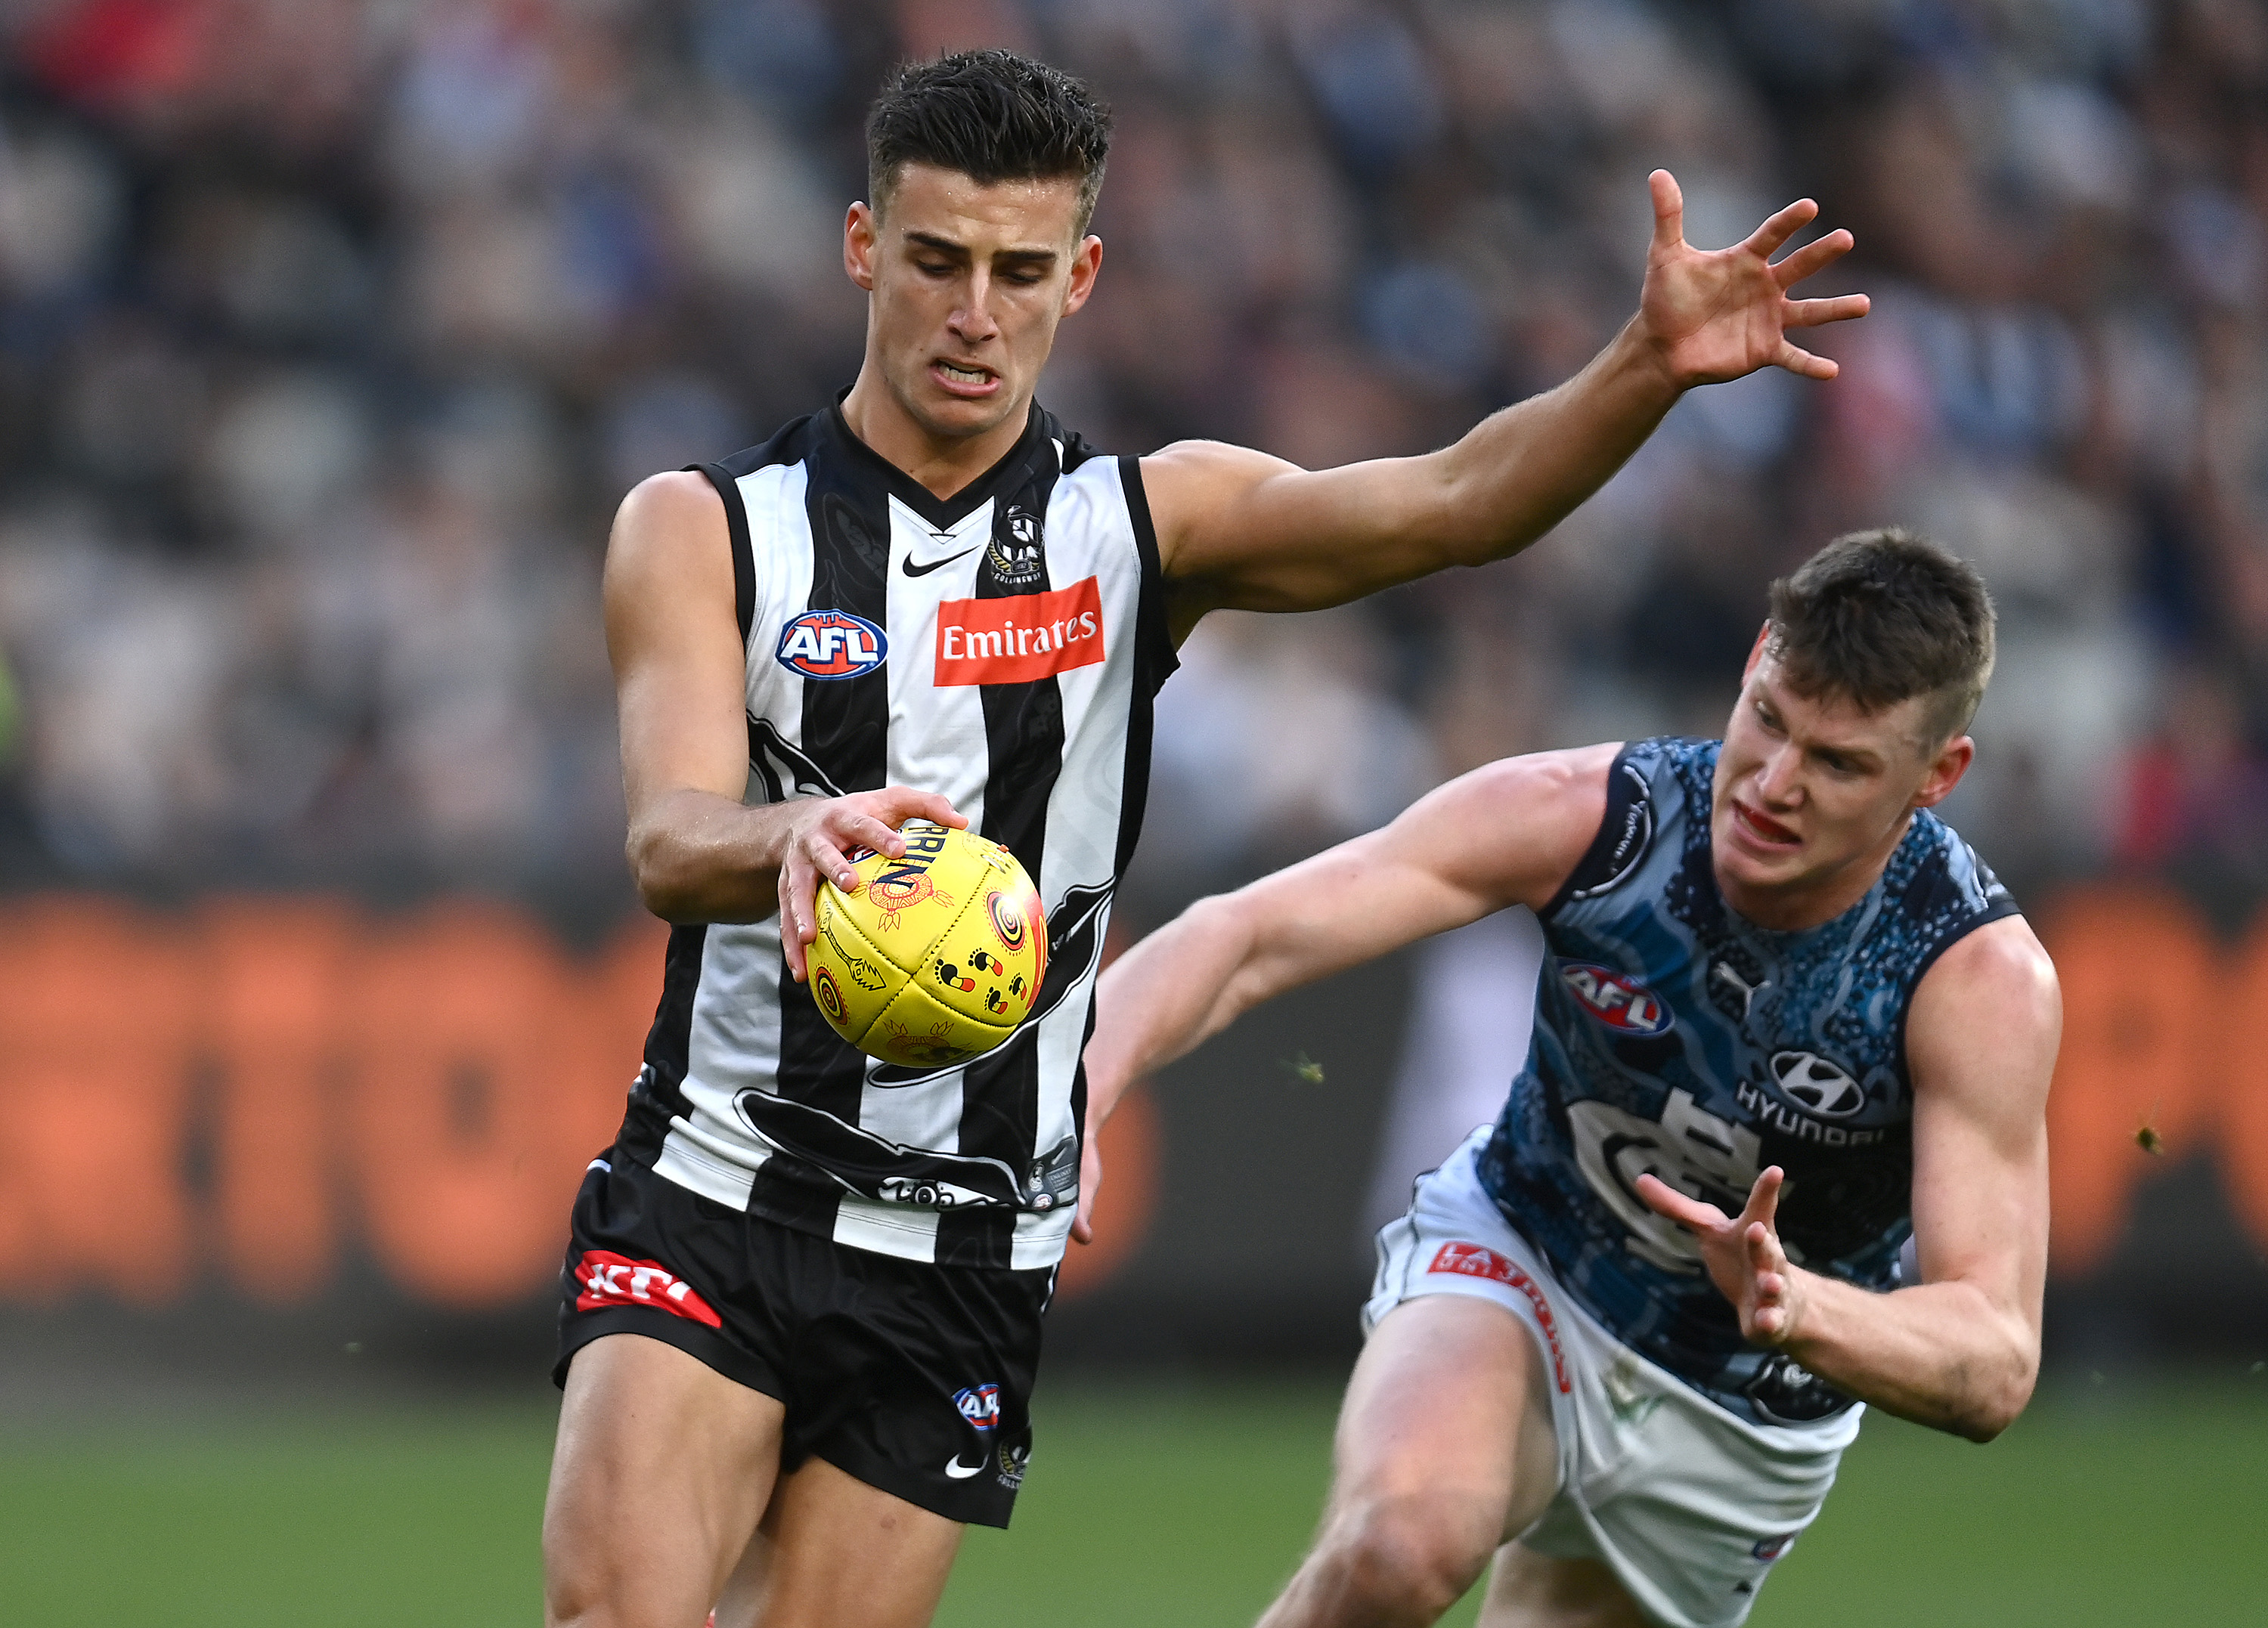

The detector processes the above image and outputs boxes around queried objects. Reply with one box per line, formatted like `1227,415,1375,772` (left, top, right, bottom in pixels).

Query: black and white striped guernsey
626,400,1176,1270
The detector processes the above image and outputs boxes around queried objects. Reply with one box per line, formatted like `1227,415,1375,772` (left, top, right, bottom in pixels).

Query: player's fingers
1072,1141,1104,1245
1769,227,1853,286
1648,169,1684,249
806,833,858,894
1743,1168,1786,1229
778,866,810,981
1634,1171,1724,1230
877,785,970,831
1752,1302,1786,1339
835,815,903,868
1773,339,1839,380
1783,292,1870,328
1740,197,1818,259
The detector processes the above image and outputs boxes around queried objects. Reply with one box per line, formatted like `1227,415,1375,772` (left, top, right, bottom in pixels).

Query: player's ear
1060,235,1103,317
1911,734,1974,809
1742,623,1771,682
845,202,879,292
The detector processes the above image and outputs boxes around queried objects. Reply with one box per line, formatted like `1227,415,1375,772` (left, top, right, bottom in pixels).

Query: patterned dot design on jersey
806,822,1048,1069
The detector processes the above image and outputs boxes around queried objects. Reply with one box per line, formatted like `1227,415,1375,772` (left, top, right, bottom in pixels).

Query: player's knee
1321,1493,1495,1620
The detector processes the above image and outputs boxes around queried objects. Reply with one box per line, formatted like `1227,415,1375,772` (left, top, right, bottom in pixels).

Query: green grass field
0,1373,2260,1626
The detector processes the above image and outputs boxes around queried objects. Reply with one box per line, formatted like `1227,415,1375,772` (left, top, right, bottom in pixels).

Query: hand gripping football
804,821,1049,1069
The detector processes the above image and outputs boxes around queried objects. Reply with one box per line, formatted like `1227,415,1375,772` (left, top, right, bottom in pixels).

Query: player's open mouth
933,360,999,396
1731,800,1802,849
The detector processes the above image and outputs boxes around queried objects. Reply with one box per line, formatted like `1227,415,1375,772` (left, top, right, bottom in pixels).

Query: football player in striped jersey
549,47,1869,1628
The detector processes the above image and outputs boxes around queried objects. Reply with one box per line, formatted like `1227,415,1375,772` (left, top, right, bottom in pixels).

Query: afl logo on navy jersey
1561,962,1673,1036
1768,1051,1866,1118
776,610,887,679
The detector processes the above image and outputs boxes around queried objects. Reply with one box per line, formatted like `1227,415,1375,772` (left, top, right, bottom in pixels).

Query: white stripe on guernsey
1012,1200,1077,1269
657,1103,762,1208
834,1195,942,1256
682,462,810,1107
1021,458,1147,1184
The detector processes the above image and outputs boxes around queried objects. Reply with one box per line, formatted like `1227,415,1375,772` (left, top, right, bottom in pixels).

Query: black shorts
553,1151,1052,1528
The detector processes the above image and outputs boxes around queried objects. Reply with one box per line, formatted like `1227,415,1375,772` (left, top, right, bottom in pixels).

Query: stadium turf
0,1373,2257,1625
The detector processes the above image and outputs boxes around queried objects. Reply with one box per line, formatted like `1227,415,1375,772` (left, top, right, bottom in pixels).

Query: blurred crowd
0,0,2263,926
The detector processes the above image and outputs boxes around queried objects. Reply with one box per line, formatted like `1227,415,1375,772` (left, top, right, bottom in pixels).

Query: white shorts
1364,1129,1862,1628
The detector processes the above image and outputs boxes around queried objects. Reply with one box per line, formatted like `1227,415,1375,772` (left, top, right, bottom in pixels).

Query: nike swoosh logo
903,542,983,577
944,1456,986,1479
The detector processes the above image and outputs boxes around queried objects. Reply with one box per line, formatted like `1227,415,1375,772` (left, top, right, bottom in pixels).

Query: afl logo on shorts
812,967,847,1023
1561,962,1673,1036
987,890,1026,953
776,610,887,679
953,1383,1002,1434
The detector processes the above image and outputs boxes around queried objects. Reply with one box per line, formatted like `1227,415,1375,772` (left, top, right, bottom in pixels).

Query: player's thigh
1329,1292,1560,1549
1476,1545,1649,1628
714,1454,963,1628
544,1332,788,1628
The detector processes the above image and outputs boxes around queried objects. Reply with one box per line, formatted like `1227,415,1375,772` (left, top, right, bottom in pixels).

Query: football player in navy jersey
556,46,1870,1628
1084,531,2059,1628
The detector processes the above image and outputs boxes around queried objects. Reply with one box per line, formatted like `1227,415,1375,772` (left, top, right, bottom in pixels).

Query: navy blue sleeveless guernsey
1477,736,2018,1427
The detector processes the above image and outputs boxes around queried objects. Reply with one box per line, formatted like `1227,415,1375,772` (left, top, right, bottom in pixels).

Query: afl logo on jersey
1561,962,1674,1036
776,611,887,679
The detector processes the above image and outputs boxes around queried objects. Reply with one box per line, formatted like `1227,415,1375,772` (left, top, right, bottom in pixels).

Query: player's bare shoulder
601,469,742,682
1907,915,2062,1105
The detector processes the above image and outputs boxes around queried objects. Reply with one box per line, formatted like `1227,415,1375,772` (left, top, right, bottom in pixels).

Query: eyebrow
903,231,1059,264
1755,690,1884,769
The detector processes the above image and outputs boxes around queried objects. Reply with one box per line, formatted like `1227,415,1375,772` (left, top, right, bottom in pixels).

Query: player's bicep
1145,441,1449,621
1905,920,2060,1309
1232,747,1613,995
603,472,751,820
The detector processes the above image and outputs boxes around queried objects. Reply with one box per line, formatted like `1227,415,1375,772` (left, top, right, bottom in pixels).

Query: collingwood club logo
987,504,1045,587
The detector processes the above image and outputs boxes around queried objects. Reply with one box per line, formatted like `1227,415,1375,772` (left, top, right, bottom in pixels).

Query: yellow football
804,821,1049,1069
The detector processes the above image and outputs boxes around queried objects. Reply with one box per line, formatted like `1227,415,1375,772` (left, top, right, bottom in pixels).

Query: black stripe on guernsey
691,462,757,645
759,417,897,1215
639,924,711,1118
1114,453,1179,877
937,422,1068,1267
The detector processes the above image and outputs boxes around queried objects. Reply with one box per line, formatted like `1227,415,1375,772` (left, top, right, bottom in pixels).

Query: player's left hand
1069,1128,1104,1246
1634,1165,1808,1347
1637,169,1868,388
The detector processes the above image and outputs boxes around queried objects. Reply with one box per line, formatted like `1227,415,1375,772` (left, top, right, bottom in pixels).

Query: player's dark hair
1766,528,1997,749
866,50,1112,235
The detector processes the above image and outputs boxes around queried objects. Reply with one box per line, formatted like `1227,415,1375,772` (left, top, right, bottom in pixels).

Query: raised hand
1638,170,1868,388
1634,1165,1808,1345
776,786,968,982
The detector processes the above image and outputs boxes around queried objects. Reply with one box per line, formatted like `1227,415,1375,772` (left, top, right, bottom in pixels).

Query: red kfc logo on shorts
1427,1243,1572,1394
574,1251,721,1329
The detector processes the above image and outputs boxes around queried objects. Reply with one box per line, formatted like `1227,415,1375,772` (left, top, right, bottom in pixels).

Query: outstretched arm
1636,918,2059,1441
606,472,965,975
1074,745,1615,1241
1146,172,1867,633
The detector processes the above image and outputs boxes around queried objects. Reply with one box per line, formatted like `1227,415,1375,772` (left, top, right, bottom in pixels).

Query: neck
838,364,1030,502
1715,811,1913,932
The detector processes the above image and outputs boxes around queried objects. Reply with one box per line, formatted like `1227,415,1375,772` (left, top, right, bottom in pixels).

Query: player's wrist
1610,311,1688,403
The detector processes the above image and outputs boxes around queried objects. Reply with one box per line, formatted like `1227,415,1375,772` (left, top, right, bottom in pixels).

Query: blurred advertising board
0,885,2262,1371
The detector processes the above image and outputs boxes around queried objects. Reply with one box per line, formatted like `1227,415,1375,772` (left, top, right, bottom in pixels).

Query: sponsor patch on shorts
572,1250,722,1328
1427,1243,1572,1394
